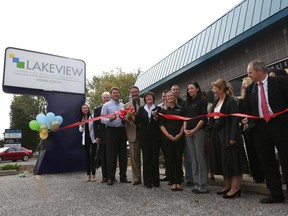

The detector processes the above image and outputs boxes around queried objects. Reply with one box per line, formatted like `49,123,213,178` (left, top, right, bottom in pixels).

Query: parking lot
0,160,287,216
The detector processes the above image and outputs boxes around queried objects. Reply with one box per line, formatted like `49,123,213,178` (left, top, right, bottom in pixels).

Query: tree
7,68,139,150
0,138,4,148
10,95,47,151
86,68,140,109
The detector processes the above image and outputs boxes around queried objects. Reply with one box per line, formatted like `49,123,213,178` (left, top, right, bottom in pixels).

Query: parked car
0,146,33,162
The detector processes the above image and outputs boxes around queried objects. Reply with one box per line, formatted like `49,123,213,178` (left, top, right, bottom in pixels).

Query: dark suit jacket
135,106,162,142
209,96,242,145
244,76,288,118
94,105,105,140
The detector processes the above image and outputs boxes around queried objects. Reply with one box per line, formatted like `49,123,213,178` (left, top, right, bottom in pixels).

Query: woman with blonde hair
159,91,185,191
209,79,249,198
239,76,252,99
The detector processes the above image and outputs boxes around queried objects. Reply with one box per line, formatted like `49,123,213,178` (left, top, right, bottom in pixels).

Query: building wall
152,24,288,104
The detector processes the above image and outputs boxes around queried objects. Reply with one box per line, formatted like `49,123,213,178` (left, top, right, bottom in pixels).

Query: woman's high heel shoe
176,184,183,191
85,175,91,182
216,188,231,195
171,184,178,191
222,189,241,199
91,175,96,182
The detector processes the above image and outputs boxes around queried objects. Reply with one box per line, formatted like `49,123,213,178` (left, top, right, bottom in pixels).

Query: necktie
259,82,270,122
133,99,139,111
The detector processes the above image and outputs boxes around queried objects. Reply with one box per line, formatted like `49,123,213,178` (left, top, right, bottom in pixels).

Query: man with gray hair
94,91,111,183
245,59,288,204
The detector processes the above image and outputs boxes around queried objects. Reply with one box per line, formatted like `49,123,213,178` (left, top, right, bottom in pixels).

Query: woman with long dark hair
79,104,97,182
183,82,209,194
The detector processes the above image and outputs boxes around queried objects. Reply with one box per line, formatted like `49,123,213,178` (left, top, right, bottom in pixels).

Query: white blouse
214,101,223,119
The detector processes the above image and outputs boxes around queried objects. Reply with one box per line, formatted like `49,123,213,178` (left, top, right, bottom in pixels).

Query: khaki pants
129,139,142,182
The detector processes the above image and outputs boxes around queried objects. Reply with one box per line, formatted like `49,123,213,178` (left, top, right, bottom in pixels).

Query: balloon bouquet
29,112,63,140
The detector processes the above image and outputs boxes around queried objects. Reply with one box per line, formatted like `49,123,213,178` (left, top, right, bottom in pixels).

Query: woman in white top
79,104,97,182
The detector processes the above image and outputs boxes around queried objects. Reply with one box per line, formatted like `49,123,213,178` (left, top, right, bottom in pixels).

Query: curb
0,169,18,176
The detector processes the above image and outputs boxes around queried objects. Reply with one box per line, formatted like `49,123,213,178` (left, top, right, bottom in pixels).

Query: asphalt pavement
0,160,287,216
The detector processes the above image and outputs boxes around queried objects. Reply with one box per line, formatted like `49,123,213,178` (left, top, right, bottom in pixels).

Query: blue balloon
45,112,56,124
36,113,46,124
55,115,63,125
44,121,51,129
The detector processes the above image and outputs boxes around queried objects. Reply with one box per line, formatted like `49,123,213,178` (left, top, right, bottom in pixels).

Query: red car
0,146,33,162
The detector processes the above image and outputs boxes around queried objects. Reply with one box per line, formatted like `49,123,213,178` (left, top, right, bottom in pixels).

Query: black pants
100,143,107,179
164,137,185,184
141,139,160,186
160,140,169,176
106,127,128,181
279,154,288,183
253,118,288,198
84,142,96,175
243,131,265,182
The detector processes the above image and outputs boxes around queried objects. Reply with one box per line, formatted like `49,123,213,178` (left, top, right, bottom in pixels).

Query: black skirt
210,124,249,176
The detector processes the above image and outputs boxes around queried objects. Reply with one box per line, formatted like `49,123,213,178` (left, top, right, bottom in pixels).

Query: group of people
78,59,288,204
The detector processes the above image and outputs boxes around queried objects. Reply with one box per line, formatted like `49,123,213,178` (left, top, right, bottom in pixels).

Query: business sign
4,129,22,139
3,47,85,94
4,129,21,146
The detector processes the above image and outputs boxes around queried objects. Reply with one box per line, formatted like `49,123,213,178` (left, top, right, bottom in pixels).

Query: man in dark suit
94,91,111,183
245,59,288,204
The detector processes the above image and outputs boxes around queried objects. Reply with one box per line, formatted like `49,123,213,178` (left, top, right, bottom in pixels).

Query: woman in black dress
135,91,161,188
209,79,248,198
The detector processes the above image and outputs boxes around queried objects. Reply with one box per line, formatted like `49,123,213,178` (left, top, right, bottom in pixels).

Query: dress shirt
257,75,273,117
144,104,156,121
101,99,125,127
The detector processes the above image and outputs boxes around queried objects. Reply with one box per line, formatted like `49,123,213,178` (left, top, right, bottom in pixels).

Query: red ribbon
56,108,288,131
158,108,288,121
58,114,113,130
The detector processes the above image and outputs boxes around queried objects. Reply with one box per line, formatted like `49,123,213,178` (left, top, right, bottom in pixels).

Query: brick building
135,0,288,102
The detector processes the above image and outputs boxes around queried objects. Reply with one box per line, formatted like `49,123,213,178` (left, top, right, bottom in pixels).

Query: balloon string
35,139,45,152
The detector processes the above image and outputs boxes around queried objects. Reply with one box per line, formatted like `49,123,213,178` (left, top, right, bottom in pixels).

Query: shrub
1,163,22,171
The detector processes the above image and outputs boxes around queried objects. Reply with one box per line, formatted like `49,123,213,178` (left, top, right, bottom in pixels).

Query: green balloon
29,120,41,131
